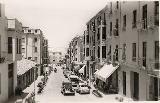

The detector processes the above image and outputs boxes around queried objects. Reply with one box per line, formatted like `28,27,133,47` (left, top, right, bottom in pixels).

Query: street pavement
35,66,124,103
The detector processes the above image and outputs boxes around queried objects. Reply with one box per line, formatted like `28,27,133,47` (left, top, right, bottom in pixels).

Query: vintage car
61,81,75,96
68,75,80,90
76,83,90,94
63,70,72,78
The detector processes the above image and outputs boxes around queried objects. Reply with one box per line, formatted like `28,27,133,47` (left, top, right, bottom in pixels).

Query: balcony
145,59,160,76
132,22,137,28
113,28,119,37
0,57,5,63
100,20,106,26
154,15,159,26
90,56,95,61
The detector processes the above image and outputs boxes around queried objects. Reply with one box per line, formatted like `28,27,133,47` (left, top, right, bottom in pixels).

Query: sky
1,0,108,53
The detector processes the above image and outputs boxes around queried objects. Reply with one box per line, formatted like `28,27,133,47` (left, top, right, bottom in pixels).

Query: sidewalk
6,76,43,103
89,81,133,102
79,77,133,102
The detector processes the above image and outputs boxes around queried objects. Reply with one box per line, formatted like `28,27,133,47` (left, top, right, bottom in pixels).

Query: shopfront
94,63,119,93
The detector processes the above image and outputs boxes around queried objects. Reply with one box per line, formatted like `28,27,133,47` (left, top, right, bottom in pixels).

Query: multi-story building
116,1,159,101
84,1,159,101
22,27,43,75
83,30,90,78
67,36,85,73
42,38,49,66
7,18,23,100
0,3,10,102
86,6,109,83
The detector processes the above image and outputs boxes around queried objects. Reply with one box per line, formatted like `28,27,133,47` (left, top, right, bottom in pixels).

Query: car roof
69,75,79,78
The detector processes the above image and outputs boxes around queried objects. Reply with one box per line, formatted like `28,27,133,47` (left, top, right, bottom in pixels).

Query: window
86,35,89,44
155,41,159,69
86,48,89,57
142,4,147,29
16,38,19,54
35,47,37,52
142,42,147,67
8,63,13,78
35,29,38,33
132,43,136,61
154,1,159,26
0,35,1,58
0,73,2,94
87,25,89,32
133,10,137,28
8,37,12,54
97,28,100,40
115,45,118,61
102,46,106,58
28,30,31,32
19,39,21,54
22,38,25,43
83,35,85,44
110,2,112,14
123,15,126,30
123,71,126,95
114,19,119,36
0,4,1,17
110,22,112,36
34,38,37,42
98,46,100,58
22,48,25,53
102,27,106,40
116,1,119,9
108,45,111,60
122,43,126,61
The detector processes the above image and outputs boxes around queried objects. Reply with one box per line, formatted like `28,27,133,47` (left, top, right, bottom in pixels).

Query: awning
95,63,119,82
74,65,80,71
17,59,37,75
79,65,85,74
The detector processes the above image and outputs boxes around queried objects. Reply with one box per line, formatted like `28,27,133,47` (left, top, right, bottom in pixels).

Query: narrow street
35,66,120,103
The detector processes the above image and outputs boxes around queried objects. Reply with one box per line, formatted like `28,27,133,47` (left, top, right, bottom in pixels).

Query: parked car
63,70,72,78
61,81,75,96
92,89,102,97
76,83,90,94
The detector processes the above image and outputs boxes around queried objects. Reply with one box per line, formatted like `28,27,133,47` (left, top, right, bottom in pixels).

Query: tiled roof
17,59,36,75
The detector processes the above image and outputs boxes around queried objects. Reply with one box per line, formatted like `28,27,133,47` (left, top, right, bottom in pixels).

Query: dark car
61,81,75,96
92,90,102,97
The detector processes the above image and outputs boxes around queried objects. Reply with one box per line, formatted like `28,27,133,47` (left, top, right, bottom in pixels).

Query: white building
22,27,43,75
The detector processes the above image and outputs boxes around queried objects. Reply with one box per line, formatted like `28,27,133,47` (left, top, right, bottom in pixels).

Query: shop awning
95,63,119,82
79,65,85,74
17,59,37,75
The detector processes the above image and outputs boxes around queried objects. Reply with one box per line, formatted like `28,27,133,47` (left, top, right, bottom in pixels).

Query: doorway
8,63,14,98
133,72,139,100
123,71,126,95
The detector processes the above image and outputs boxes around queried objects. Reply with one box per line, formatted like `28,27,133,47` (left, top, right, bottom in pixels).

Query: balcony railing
141,18,147,29
100,20,106,25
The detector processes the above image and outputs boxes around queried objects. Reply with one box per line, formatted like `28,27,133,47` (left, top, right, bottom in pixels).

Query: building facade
7,18,23,99
66,1,159,101
22,27,43,75
42,38,49,66
0,3,10,103
84,1,159,101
